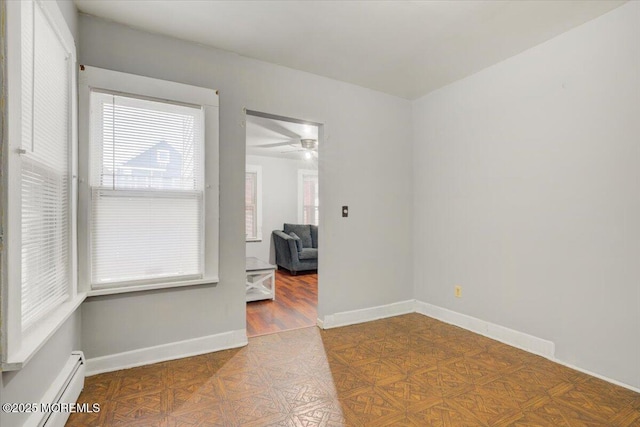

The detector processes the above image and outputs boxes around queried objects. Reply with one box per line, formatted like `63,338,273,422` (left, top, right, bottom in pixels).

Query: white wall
245,155,313,264
1,3,83,426
412,1,640,389
78,14,414,359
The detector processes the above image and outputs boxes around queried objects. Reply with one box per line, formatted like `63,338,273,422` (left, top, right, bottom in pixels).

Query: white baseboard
85,330,247,376
319,300,415,329
414,301,640,393
414,301,555,359
552,359,640,394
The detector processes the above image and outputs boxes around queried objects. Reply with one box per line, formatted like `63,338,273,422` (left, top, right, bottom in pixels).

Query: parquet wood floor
67,313,640,426
246,270,317,337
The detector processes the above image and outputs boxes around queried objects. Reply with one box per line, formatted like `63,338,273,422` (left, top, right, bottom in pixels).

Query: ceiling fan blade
254,140,298,149
249,116,301,139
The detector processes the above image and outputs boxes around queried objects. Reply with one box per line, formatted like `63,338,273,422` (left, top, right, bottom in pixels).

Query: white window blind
245,171,258,240
20,0,71,330
301,172,319,226
89,92,205,287
244,165,262,241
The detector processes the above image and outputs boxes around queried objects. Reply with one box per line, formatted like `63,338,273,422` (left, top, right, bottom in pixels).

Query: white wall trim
414,300,640,393
85,330,247,376
553,359,640,394
77,65,220,295
319,300,415,329
414,300,555,358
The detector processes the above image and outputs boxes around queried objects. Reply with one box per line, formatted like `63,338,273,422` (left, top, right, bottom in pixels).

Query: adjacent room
1,1,639,426
244,112,320,336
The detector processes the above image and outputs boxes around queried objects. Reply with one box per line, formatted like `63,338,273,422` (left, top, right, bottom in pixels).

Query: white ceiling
74,0,626,100
246,114,319,161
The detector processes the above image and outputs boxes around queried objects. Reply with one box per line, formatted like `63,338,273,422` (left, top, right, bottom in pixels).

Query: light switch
342,206,348,217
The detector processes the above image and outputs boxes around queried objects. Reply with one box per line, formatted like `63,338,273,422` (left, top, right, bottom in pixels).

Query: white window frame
1,0,84,370
78,66,219,296
245,164,263,242
298,169,319,225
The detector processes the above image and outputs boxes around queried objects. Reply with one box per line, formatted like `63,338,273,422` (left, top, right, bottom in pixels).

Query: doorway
244,110,321,337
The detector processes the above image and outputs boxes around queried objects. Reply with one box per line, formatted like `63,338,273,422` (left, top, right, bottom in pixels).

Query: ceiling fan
253,138,318,159
279,139,318,160
253,138,316,150
279,138,316,151
247,115,318,159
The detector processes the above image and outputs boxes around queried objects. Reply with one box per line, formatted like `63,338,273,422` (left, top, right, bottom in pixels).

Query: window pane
245,172,257,239
21,1,71,330
245,206,256,239
91,92,203,191
21,158,69,329
89,91,205,286
302,173,319,226
91,191,202,285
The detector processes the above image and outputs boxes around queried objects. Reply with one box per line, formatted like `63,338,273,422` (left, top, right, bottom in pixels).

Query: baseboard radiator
26,351,86,427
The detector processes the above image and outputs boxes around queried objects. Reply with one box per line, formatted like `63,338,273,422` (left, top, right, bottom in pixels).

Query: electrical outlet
454,285,462,298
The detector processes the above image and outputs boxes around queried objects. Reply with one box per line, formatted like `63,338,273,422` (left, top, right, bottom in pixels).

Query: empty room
1,1,638,426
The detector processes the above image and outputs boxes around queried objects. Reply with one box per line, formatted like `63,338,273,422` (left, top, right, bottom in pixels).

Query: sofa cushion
298,248,318,260
310,225,318,248
288,232,303,252
284,224,312,248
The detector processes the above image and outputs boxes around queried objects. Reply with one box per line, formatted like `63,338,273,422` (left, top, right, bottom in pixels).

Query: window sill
87,277,220,297
2,293,87,371
246,238,262,243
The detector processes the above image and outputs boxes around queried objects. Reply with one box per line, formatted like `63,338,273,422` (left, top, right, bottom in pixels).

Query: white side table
245,257,276,302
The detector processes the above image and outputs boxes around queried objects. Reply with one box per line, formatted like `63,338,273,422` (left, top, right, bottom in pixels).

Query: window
3,0,81,368
20,0,72,330
79,66,219,294
245,165,262,241
157,149,170,164
298,170,319,225
89,93,204,287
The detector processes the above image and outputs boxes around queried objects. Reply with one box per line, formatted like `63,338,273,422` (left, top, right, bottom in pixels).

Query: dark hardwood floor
67,313,640,426
246,269,318,337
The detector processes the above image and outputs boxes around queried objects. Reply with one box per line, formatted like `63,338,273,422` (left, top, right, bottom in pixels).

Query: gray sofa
272,223,318,274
